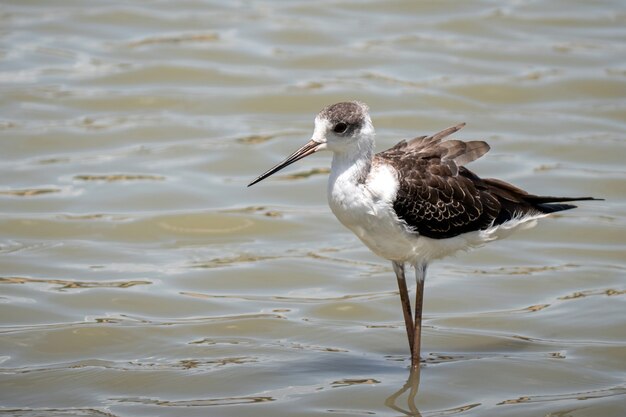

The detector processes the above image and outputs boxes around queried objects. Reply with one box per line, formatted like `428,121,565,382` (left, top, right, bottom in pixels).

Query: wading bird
248,101,598,369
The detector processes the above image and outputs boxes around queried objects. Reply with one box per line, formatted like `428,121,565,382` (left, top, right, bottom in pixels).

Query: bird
248,101,599,369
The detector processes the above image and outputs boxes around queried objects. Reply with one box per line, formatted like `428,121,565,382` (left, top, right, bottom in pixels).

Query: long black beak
248,139,324,187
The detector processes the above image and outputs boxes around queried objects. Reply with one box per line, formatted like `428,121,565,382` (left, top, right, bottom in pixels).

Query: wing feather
376,124,595,239
376,125,508,238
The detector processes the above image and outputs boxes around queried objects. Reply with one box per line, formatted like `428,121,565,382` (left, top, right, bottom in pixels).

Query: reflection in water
385,368,422,417
385,367,484,416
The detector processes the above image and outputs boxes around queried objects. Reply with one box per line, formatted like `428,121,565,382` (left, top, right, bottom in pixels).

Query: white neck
329,135,375,186
330,149,372,185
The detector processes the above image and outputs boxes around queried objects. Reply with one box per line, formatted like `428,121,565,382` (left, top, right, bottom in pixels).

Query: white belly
327,162,544,265
330,196,417,262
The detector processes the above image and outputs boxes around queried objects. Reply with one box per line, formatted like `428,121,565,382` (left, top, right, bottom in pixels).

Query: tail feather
524,195,601,204
480,176,603,220
532,196,602,214
535,202,578,214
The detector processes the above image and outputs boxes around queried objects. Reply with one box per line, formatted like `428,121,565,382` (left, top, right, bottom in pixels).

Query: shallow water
1,1,625,416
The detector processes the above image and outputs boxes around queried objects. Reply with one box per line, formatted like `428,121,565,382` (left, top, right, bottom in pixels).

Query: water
1,1,625,416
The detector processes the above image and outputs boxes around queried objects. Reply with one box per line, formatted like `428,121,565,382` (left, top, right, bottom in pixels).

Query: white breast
328,162,418,262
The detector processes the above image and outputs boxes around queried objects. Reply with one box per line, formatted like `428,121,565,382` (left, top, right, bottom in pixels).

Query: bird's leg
411,263,427,370
392,261,414,355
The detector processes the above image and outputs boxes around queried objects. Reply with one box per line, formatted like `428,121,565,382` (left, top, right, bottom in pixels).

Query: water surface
1,1,625,416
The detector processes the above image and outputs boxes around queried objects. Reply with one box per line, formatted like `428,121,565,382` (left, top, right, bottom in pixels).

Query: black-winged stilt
248,101,599,369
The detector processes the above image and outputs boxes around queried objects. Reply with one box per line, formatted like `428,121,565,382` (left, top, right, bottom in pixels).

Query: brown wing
379,161,503,239
376,124,590,239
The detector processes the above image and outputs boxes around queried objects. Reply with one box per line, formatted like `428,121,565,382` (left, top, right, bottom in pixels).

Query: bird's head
248,101,374,187
312,101,374,153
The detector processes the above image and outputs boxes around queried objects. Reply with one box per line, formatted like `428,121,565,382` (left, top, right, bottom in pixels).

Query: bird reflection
385,367,423,416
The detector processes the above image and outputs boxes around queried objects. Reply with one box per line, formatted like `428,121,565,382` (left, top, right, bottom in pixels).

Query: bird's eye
333,122,348,134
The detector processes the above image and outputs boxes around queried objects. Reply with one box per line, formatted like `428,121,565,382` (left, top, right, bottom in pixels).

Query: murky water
1,1,625,416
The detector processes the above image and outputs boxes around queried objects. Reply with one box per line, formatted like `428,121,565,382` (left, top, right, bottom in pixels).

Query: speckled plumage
248,101,599,368
375,123,585,240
